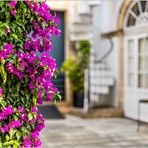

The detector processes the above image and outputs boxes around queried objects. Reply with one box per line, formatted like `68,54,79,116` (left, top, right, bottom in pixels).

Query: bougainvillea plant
0,0,61,147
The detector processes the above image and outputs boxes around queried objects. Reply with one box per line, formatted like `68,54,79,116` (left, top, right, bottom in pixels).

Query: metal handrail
94,38,113,63
83,37,114,112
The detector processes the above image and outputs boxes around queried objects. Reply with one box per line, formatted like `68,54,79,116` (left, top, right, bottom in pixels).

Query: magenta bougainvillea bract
0,0,61,147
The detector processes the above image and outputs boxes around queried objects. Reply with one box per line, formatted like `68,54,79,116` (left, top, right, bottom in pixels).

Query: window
138,37,148,87
127,35,148,88
127,13,136,27
125,1,148,89
126,0,148,28
127,40,134,87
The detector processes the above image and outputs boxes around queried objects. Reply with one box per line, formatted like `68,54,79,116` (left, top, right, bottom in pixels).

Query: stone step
90,62,106,67
90,71,113,77
71,107,122,118
90,78,114,86
90,68,111,72
90,86,109,94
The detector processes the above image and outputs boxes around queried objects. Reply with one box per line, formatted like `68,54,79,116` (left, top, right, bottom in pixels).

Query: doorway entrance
50,11,65,101
124,0,148,121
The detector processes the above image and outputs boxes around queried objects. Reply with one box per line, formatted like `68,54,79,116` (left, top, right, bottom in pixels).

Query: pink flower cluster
8,0,17,16
21,111,45,147
3,1,61,105
0,87,3,96
6,62,25,80
0,42,14,59
0,120,21,133
0,0,61,147
5,47,58,103
22,136,42,148
0,104,45,147
0,106,14,120
0,106,20,133
26,1,60,23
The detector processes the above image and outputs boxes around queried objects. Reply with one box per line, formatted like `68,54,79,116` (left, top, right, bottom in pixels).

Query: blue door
50,11,65,100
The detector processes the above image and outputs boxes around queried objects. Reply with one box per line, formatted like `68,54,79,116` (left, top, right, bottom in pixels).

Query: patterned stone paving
40,115,148,148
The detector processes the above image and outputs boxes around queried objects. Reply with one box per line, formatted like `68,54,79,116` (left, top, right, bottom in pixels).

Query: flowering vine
0,0,61,147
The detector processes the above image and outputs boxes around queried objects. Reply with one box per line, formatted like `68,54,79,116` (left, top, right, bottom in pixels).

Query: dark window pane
132,3,140,16
141,1,146,12
127,13,136,27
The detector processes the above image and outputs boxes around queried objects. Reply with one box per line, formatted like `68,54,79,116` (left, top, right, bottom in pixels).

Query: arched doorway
119,0,148,121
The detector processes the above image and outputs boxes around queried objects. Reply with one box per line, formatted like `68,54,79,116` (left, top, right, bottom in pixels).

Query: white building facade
94,0,148,122
48,0,148,122
69,0,148,122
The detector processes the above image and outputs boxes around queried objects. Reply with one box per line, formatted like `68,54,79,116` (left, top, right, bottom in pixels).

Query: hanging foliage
0,0,61,147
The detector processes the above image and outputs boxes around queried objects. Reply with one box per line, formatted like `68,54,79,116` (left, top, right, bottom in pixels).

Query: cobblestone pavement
40,115,148,148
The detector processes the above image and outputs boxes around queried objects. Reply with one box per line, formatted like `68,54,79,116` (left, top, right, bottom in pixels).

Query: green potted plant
61,40,90,107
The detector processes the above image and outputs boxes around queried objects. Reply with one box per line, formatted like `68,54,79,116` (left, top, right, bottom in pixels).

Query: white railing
83,39,114,112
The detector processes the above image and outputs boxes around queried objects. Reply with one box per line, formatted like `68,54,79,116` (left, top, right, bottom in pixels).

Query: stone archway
117,0,133,29
116,0,132,113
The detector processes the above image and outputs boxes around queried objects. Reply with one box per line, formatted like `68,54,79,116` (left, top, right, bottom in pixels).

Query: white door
125,34,148,122
123,0,148,122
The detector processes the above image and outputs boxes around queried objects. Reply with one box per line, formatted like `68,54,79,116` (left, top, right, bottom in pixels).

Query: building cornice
101,29,123,39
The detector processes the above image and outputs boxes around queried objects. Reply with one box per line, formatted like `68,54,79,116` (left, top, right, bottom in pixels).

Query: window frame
124,0,148,31
125,33,148,91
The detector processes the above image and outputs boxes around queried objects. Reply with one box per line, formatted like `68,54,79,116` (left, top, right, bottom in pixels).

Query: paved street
41,115,148,148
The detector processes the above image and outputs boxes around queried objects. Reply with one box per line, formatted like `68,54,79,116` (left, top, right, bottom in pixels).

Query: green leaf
0,142,2,148
13,115,18,120
28,113,33,120
15,131,21,140
5,11,10,19
52,95,57,105
32,112,37,120
2,23,9,28
0,96,3,102
12,33,18,40
3,140,15,147
0,2,4,7
32,95,37,105
57,92,62,101
0,58,7,84
0,100,6,107
6,135,10,141
53,99,56,105
23,8,27,14
9,128,16,139
16,83,20,94
13,141,19,147
21,126,29,134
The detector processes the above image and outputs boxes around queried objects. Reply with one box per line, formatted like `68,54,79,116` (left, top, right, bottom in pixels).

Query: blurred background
39,0,148,147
